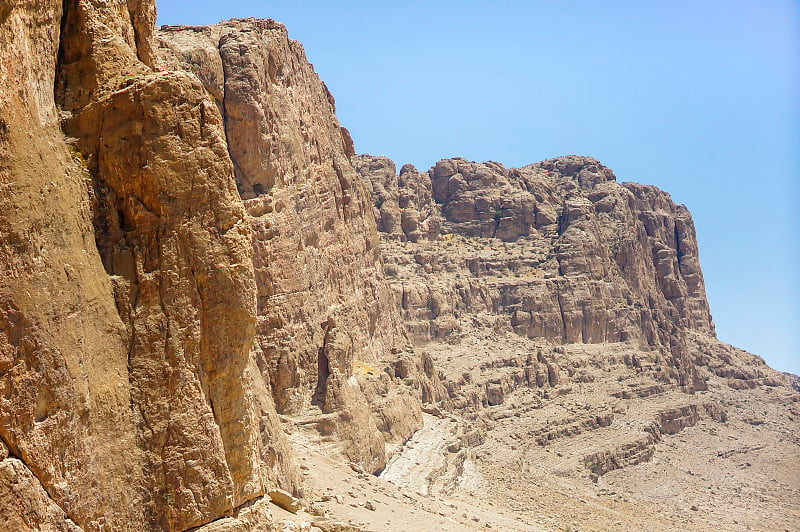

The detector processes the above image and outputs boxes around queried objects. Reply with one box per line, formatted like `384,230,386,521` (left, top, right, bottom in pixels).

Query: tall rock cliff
356,155,720,391
2,4,295,530
1,8,427,530
1,4,794,532
154,19,415,475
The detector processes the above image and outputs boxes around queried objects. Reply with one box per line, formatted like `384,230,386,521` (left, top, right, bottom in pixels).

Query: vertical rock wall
156,20,409,473
356,155,715,391
2,4,301,531
0,1,145,529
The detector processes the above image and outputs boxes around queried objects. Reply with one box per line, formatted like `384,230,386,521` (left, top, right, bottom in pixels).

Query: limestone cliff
0,4,795,532
355,154,761,392
2,8,425,530
2,3,293,530
154,19,415,475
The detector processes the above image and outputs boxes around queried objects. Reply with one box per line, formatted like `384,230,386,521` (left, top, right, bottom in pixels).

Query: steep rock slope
356,155,737,391
2,4,295,530
2,6,433,530
356,156,798,531
155,19,419,475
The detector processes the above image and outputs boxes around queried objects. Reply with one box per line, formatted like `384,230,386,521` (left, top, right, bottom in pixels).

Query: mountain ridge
0,8,797,531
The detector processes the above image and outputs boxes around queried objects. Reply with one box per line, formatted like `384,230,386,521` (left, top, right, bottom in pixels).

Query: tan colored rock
356,154,717,391
269,488,303,513
0,458,82,532
156,19,416,473
354,156,440,242
3,4,299,531
1,2,146,529
2,4,795,532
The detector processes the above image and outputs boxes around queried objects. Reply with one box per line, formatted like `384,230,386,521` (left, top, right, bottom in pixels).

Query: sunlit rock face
356,154,715,391
1,4,795,531
156,19,417,476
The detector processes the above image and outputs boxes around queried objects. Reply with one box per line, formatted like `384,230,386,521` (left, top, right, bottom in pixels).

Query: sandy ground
272,334,799,531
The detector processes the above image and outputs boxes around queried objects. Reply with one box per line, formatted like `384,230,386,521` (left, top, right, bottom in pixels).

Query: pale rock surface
156,19,422,475
355,154,722,391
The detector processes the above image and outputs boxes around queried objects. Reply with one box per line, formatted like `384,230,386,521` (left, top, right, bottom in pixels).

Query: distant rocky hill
0,4,797,531
355,154,783,393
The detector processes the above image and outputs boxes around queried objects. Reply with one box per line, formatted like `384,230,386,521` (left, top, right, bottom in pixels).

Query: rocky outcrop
585,400,728,479
355,156,440,242
2,4,301,530
155,19,416,475
2,2,152,529
356,154,717,391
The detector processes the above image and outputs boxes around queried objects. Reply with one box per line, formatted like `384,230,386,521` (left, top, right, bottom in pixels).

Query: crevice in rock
53,0,70,108
216,33,241,200
313,345,331,409
556,292,568,343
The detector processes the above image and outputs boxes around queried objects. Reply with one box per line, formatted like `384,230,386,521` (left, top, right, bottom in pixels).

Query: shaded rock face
155,20,410,474
355,155,715,390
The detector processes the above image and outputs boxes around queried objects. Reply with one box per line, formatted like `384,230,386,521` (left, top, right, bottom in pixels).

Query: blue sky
157,1,799,374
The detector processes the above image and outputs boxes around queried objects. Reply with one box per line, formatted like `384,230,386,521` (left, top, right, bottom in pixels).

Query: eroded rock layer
356,155,718,391
1,5,797,532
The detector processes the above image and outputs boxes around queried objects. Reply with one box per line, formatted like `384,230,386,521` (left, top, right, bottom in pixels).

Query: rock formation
154,19,422,476
0,4,796,532
356,154,728,391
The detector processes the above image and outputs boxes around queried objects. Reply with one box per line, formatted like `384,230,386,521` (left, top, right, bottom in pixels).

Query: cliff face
0,5,795,532
154,19,413,475
356,155,715,390
2,8,421,530
1,4,295,530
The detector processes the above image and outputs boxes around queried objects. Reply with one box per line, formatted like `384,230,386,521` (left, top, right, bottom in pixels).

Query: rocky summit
0,4,797,531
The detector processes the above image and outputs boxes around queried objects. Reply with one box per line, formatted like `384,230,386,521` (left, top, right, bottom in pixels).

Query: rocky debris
310,519,359,532
585,432,659,481
379,414,484,497
586,401,729,479
611,384,667,399
530,411,615,446
270,488,303,514
658,405,702,435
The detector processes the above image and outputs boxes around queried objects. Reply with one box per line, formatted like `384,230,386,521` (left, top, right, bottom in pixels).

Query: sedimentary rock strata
356,154,730,392
0,4,797,531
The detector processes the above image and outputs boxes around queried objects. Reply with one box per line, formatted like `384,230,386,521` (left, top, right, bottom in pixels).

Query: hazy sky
156,1,799,374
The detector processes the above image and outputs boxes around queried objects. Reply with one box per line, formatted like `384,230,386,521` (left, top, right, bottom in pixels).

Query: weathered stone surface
0,458,82,532
2,4,796,532
3,4,299,531
156,19,416,474
356,154,717,391
354,155,440,242
1,2,147,529
268,488,302,513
